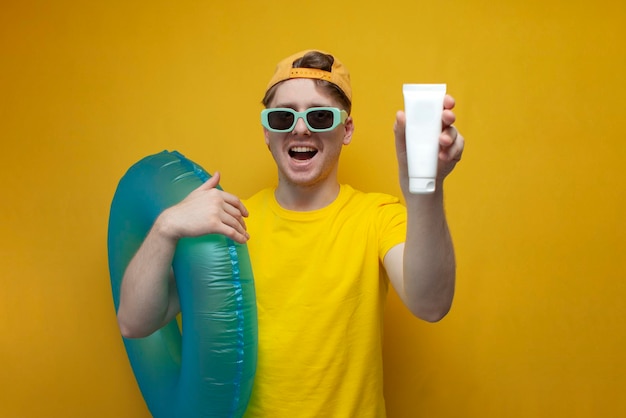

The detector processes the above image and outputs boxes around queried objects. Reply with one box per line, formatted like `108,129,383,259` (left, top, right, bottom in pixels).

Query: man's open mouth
289,146,318,160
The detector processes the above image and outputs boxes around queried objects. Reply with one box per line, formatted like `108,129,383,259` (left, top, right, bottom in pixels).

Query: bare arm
384,191,456,322
117,172,250,338
385,95,464,322
117,216,181,338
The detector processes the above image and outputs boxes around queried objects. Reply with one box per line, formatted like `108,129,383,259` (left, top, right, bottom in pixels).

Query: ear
342,116,354,146
263,127,270,147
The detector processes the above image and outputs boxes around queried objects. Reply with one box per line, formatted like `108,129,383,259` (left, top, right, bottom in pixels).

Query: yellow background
2,1,625,417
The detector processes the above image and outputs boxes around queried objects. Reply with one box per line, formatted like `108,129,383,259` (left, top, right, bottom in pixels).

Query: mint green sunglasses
261,107,348,132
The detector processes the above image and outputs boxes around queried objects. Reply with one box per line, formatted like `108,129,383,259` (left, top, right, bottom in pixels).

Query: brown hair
262,51,352,113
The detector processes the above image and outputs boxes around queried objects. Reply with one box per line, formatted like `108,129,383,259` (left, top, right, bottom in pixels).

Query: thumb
394,111,408,159
201,171,221,190
394,111,406,149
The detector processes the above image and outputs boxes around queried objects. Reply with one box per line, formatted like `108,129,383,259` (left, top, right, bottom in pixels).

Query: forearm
117,212,180,338
402,185,456,322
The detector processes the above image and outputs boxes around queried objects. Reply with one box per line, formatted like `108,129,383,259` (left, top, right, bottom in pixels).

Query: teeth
290,146,316,152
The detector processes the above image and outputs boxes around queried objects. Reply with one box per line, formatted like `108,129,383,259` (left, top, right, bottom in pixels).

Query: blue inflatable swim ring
107,150,257,418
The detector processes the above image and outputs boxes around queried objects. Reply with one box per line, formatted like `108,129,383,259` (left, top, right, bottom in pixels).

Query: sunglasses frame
261,107,349,133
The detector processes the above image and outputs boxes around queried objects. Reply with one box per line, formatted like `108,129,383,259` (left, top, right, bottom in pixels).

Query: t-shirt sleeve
376,199,407,261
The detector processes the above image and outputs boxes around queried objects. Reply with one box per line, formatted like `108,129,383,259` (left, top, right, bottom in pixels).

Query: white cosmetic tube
402,84,446,194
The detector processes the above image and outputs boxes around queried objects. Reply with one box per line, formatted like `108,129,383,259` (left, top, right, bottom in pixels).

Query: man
117,50,464,417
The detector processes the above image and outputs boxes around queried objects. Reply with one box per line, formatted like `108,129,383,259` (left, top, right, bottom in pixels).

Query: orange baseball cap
265,50,352,101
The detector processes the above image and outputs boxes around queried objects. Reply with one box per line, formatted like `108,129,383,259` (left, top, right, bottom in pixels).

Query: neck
274,179,340,211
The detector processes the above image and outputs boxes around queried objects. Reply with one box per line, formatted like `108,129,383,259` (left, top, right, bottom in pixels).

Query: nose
292,116,310,134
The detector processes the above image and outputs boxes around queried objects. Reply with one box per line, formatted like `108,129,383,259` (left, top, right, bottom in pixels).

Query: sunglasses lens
306,109,335,130
267,111,295,131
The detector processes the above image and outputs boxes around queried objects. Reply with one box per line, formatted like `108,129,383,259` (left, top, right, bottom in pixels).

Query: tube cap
409,178,436,194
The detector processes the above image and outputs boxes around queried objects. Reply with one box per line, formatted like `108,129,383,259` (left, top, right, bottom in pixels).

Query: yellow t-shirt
242,184,407,418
